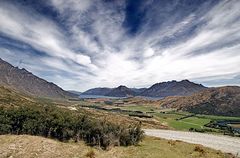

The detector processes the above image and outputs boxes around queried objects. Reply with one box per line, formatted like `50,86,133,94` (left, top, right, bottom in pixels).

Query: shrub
0,105,144,149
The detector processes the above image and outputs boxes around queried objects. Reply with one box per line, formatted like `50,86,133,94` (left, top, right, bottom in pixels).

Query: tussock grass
0,135,233,158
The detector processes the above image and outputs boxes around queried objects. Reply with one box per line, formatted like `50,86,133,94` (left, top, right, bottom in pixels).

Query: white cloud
0,1,92,67
0,0,240,91
143,48,155,58
50,0,93,13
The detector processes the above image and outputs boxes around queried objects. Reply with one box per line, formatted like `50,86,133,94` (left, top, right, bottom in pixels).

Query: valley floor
144,129,240,156
0,135,234,158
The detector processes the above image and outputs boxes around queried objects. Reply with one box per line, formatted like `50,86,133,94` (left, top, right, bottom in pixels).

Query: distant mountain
82,80,206,97
131,88,147,95
159,86,240,117
82,87,146,97
81,87,112,95
0,58,76,98
140,80,206,97
68,90,82,96
106,85,136,97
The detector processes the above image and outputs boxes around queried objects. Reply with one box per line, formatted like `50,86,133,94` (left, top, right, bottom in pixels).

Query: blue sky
0,0,240,91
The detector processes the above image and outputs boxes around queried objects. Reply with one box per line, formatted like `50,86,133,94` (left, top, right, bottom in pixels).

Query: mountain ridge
106,85,136,97
0,58,76,98
140,80,206,97
82,80,207,97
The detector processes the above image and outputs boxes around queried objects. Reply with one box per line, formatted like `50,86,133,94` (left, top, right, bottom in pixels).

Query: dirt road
144,129,240,156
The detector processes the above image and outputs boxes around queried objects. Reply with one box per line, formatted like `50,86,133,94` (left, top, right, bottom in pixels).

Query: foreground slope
0,58,75,98
0,135,231,158
159,86,240,116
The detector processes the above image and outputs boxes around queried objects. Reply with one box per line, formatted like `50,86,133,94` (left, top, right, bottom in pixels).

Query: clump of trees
0,106,144,149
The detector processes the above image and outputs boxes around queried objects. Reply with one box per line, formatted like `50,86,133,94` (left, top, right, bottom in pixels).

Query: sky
0,0,240,91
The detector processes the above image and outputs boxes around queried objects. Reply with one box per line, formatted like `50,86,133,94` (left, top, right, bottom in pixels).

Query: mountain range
82,80,206,98
0,58,239,116
0,58,76,98
0,59,206,99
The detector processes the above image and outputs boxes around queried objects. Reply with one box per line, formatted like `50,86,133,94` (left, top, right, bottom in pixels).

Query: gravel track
144,129,240,156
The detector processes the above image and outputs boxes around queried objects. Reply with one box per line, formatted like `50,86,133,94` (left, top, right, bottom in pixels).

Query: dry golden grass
0,135,233,158
81,108,166,129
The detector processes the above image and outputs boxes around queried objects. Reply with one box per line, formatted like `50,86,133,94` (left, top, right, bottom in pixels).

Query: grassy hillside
0,86,146,149
0,86,163,129
0,135,232,158
158,86,240,117
0,86,36,107
121,86,240,117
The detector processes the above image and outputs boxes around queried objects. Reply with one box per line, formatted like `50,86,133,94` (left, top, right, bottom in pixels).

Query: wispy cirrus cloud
0,1,92,66
0,0,239,91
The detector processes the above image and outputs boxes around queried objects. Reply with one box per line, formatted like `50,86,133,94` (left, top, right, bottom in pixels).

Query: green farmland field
118,105,240,132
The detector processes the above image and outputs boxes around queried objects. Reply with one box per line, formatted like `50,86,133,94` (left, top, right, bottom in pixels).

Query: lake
78,94,127,99
78,94,164,100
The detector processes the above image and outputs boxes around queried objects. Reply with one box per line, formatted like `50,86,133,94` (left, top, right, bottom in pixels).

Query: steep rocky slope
0,58,76,98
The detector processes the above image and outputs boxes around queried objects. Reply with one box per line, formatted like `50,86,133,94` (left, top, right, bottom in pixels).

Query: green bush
0,106,144,149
